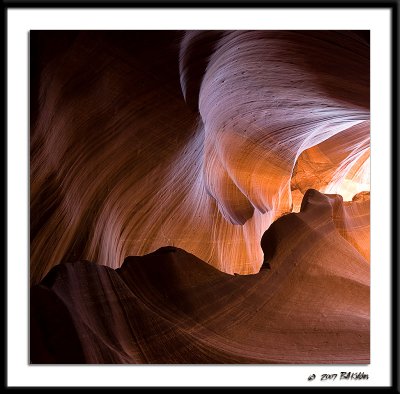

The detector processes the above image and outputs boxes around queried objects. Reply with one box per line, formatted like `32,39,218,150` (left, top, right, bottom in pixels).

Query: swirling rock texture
30,31,370,364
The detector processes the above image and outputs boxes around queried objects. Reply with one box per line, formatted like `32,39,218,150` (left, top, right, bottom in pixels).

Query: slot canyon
30,30,370,364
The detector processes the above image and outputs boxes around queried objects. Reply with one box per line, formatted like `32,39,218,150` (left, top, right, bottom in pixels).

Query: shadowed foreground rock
30,190,369,364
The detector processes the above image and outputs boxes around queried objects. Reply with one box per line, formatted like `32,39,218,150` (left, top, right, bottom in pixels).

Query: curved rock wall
30,31,369,285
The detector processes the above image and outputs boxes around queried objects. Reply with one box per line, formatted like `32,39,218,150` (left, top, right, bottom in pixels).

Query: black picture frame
3,0,398,391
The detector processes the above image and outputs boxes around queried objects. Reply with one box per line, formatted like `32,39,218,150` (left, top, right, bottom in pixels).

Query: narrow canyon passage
30,30,370,364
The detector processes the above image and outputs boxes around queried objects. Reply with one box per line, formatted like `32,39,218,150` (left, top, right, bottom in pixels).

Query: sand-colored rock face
30,31,369,284
30,31,369,363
